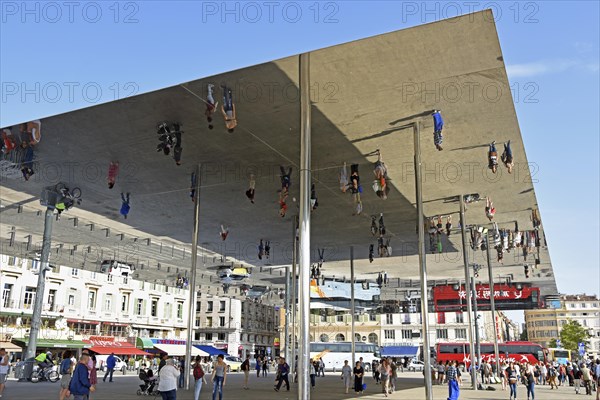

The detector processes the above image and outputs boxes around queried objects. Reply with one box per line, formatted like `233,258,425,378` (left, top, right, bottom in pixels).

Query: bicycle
30,365,60,383
54,182,82,203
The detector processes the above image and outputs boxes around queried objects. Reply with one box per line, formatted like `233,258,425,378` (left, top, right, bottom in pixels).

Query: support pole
471,276,482,378
350,246,356,368
414,121,433,400
291,216,298,379
298,52,312,400
459,195,477,390
24,208,54,360
486,230,500,377
185,164,201,390
285,266,291,364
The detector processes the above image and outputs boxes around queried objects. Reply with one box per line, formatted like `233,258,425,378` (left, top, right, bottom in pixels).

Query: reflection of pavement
3,371,592,399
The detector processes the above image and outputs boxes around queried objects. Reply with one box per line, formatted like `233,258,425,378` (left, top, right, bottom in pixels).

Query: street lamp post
485,230,501,377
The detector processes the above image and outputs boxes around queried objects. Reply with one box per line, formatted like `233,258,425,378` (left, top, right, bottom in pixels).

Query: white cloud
506,59,599,78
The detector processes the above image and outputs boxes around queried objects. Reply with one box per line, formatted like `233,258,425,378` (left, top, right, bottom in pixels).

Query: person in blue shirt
432,110,444,151
70,354,94,399
120,193,130,219
103,353,116,382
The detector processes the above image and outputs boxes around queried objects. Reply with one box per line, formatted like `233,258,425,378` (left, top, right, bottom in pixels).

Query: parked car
408,360,425,372
224,356,243,372
96,355,127,372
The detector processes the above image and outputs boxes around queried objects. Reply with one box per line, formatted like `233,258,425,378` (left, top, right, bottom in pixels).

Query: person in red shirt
107,161,119,189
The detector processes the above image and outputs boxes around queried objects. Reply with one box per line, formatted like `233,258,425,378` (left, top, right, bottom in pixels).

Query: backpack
139,369,148,381
241,360,249,371
60,359,71,375
549,368,557,377
193,363,205,380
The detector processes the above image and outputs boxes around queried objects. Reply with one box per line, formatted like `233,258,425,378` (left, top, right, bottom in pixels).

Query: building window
402,329,412,339
436,329,449,339
136,299,144,315
455,328,467,339
320,334,329,342
87,290,97,310
2,284,13,308
368,333,378,343
437,312,446,324
335,333,345,342
220,301,226,312
336,314,344,322
369,314,377,322
207,301,213,312
455,312,464,323
151,298,159,317
68,294,75,306
219,317,226,327
177,302,184,319
24,287,36,308
103,294,112,312
218,333,226,341
384,330,396,340
386,314,393,324
121,295,129,312
207,316,213,327
205,333,213,341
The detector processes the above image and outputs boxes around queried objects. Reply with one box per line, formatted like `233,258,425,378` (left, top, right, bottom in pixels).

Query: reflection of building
1,254,279,358
525,294,600,357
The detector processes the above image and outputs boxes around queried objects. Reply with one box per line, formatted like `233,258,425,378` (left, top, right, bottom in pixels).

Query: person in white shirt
158,358,180,400
0,348,10,398
341,360,352,394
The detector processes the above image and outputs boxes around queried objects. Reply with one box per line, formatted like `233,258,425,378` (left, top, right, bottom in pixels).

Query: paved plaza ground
2,371,597,400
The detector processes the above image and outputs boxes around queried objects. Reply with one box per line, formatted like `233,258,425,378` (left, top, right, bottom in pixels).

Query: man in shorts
0,348,9,398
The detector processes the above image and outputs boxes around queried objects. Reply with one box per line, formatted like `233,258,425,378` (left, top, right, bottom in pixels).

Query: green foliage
559,320,590,353
549,338,557,348
520,330,528,341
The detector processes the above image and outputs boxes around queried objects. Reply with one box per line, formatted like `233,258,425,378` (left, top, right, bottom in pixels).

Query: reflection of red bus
432,284,541,312
435,341,547,367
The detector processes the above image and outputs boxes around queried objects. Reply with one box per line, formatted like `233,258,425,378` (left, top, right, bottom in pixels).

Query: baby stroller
137,369,159,396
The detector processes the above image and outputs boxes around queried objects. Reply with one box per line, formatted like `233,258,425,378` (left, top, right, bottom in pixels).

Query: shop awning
381,346,419,357
153,344,208,357
136,337,155,349
12,338,90,349
194,345,227,356
88,345,149,356
0,341,22,352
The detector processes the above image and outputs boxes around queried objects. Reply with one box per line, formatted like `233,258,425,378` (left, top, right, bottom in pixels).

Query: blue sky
1,1,599,311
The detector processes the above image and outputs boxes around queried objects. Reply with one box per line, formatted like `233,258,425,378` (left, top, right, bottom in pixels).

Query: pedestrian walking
59,350,73,400
211,354,227,400
221,85,237,132
446,361,460,400
192,356,205,400
262,358,268,377
178,358,185,388
353,361,364,394
432,110,444,151
205,84,218,130
69,354,95,400
158,358,180,400
103,353,116,382
379,359,391,397
507,362,518,399
310,361,317,388
241,355,250,389
256,356,262,377
274,357,290,392
88,355,98,397
525,362,536,400
120,193,130,219
0,348,9,398
341,360,352,394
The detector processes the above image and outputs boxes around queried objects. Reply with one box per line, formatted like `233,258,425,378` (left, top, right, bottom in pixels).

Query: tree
520,330,528,341
549,338,557,348
559,320,590,353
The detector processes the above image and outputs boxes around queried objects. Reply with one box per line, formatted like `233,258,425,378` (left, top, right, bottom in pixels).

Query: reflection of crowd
176,275,189,289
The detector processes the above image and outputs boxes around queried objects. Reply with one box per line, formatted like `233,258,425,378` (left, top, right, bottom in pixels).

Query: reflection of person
205,84,218,130
488,141,498,173
501,140,514,173
221,85,237,132
339,162,348,192
432,110,444,151
107,161,119,189
245,174,256,203
120,193,131,219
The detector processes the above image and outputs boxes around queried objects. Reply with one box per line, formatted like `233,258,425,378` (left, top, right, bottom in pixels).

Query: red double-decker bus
435,341,547,367
432,284,541,312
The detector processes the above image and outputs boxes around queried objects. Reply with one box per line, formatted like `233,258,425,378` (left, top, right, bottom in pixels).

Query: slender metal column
25,207,54,360
291,216,298,378
185,164,201,390
486,230,500,377
350,246,356,368
298,52,312,400
471,276,482,375
413,121,433,400
459,195,477,390
285,266,291,363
